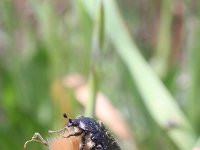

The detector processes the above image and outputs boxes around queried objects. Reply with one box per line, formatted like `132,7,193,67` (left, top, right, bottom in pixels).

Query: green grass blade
85,70,98,117
85,1,104,117
81,0,196,149
152,0,173,77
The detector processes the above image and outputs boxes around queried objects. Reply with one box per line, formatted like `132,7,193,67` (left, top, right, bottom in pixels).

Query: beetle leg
48,127,67,134
24,132,48,150
65,128,83,138
66,131,83,138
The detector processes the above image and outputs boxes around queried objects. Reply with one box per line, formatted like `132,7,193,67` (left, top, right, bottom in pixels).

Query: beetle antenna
63,113,69,119
63,113,72,123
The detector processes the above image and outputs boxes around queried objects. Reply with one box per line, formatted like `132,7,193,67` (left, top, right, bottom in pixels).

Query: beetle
63,113,121,150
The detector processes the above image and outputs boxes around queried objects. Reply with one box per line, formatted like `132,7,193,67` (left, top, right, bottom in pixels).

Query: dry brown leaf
62,74,133,141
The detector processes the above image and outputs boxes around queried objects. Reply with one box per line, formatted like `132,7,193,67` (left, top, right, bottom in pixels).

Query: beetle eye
69,119,72,123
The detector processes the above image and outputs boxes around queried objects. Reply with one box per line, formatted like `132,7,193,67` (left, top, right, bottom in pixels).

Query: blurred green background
1,0,200,150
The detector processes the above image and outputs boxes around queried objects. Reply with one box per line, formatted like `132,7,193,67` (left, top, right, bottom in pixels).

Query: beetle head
63,113,79,128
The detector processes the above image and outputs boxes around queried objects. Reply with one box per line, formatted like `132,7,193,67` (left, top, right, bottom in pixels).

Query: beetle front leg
65,128,83,138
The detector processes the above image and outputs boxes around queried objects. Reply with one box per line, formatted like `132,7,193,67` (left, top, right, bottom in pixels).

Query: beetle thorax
79,121,87,130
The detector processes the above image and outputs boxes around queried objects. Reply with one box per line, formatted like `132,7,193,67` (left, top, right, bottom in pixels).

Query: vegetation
0,0,200,150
